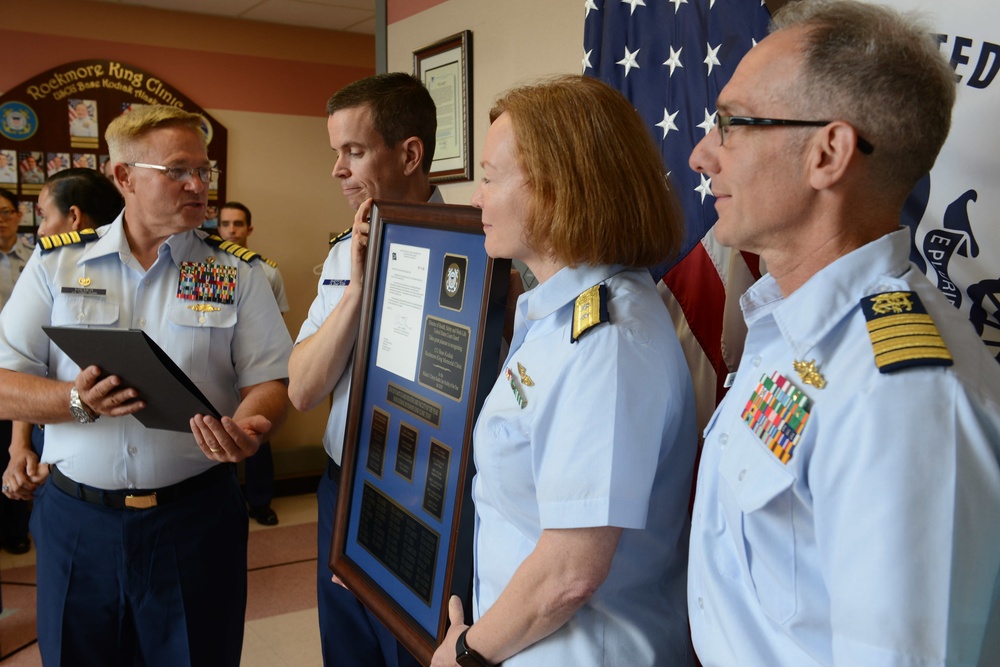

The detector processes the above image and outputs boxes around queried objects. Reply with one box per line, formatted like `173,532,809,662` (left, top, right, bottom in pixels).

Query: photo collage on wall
0,60,227,237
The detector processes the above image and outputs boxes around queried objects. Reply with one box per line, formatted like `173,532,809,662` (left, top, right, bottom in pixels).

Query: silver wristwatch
69,387,98,424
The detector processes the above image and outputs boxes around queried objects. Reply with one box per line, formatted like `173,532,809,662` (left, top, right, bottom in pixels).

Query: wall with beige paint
1,0,377,470
387,0,584,206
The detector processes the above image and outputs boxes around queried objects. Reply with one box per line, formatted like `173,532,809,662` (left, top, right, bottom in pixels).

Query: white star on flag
704,42,721,76
617,46,641,76
697,109,717,135
669,0,688,14
663,46,683,77
584,0,598,19
656,109,680,138
621,0,646,16
583,49,593,71
695,173,714,203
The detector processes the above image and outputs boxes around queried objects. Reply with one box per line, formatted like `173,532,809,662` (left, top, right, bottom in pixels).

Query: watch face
70,404,92,423
69,388,95,423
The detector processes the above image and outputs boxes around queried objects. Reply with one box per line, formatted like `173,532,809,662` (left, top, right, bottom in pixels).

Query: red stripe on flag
663,243,728,402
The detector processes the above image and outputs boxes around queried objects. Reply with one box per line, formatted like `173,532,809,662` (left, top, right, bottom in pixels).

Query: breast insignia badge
792,359,826,389
517,362,534,387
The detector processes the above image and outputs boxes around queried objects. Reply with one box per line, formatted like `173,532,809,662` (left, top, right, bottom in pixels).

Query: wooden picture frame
413,31,473,183
331,200,509,664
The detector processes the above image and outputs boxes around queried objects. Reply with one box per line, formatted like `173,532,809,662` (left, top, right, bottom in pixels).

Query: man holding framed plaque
288,72,441,667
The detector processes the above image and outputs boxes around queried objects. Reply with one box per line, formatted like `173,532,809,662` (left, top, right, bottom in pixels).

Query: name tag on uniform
61,286,107,296
322,278,350,286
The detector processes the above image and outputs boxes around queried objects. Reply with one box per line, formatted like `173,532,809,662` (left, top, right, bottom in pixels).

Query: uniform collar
4,236,34,261
742,228,912,358
523,263,628,322
81,211,204,269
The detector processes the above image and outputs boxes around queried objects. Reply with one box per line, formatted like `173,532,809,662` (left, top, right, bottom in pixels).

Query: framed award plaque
331,200,510,664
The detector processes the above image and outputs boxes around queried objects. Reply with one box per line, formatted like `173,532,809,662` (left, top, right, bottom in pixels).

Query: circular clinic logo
200,117,214,145
445,263,461,297
0,102,39,141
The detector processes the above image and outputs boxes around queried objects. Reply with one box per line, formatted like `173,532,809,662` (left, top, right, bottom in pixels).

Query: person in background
217,200,289,526
2,168,125,512
0,105,292,666
431,74,697,667
0,188,30,309
0,187,33,554
686,1,1000,665
288,72,439,667
35,167,123,238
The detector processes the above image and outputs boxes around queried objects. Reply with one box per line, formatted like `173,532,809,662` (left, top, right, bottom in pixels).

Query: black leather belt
50,463,233,510
326,458,342,485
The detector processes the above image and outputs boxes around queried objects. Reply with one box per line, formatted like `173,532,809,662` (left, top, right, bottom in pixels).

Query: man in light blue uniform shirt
0,189,32,308
288,72,439,667
0,105,292,666
687,2,1000,665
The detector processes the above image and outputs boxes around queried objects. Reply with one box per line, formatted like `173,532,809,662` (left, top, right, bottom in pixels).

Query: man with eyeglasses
0,104,292,666
687,1,1000,666
0,189,31,310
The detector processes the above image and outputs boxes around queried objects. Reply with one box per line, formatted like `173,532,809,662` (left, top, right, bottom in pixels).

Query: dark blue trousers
244,441,274,508
31,467,248,667
0,420,31,548
317,462,421,667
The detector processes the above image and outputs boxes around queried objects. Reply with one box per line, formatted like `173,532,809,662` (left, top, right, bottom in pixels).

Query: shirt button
198,315,206,324
752,356,761,367
698,597,704,609
738,469,747,481
144,279,151,287
77,312,85,321
719,433,729,446
127,446,137,455
138,318,146,327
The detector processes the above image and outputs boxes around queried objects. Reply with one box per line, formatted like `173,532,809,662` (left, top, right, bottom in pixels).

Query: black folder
43,326,221,432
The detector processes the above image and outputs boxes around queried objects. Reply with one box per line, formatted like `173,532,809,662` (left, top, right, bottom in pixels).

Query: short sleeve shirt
0,215,293,489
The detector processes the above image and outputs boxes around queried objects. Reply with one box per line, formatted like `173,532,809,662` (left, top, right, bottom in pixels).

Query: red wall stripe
0,29,374,117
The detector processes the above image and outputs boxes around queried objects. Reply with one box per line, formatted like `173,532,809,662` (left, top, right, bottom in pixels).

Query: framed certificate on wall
414,31,473,183
331,200,510,663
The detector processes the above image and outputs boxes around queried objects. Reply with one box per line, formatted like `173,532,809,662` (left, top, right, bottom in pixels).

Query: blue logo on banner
0,102,39,141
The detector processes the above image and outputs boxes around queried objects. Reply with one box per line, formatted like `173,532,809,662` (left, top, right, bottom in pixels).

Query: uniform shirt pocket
719,430,798,623
167,301,238,382
51,293,120,327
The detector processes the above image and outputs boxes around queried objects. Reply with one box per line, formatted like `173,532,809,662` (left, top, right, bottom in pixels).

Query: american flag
584,0,771,426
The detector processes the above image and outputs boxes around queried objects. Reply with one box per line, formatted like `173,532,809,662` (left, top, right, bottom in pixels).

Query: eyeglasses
717,114,875,155
126,162,221,184
0,208,18,221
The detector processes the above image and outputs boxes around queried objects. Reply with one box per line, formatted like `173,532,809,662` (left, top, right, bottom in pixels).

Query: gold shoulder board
38,228,99,253
861,290,953,373
256,254,278,268
204,234,258,263
329,228,352,246
572,283,610,343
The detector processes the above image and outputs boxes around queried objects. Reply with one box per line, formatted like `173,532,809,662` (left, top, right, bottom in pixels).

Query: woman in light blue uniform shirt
431,75,698,667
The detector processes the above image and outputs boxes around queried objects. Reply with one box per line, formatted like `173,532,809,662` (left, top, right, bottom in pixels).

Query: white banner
881,0,1000,361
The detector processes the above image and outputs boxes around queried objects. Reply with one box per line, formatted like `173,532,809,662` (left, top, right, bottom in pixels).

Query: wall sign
0,59,227,230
